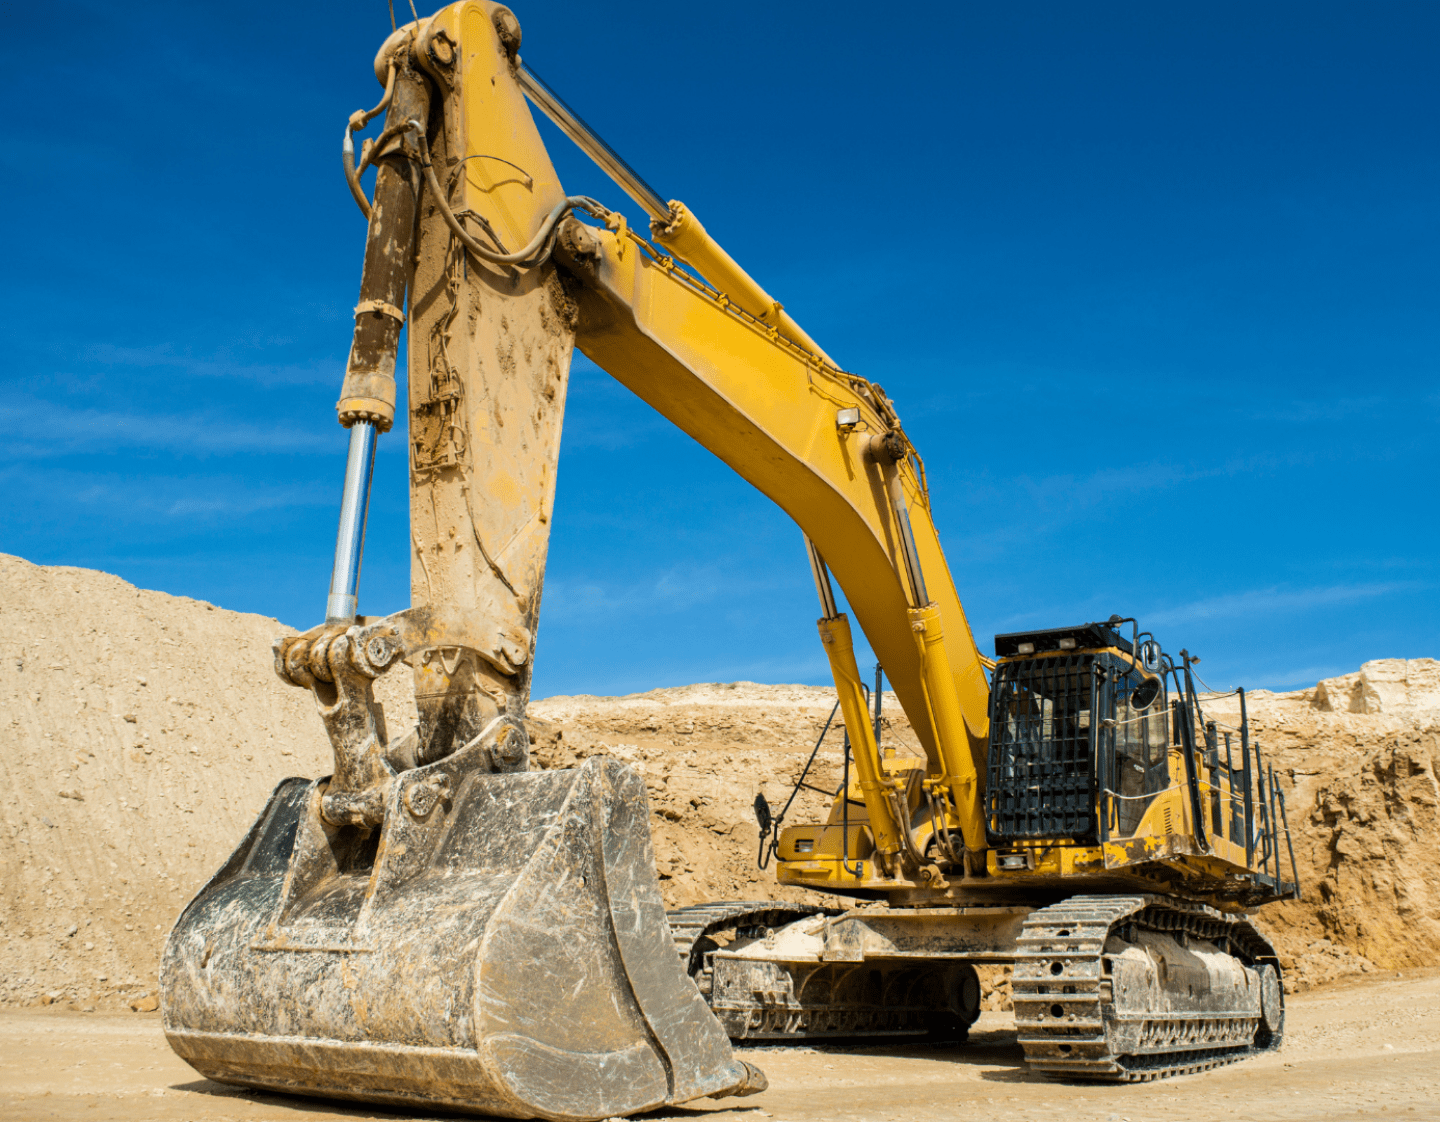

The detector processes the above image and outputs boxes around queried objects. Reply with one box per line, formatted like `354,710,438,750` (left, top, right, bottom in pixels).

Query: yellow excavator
160,4,1300,1118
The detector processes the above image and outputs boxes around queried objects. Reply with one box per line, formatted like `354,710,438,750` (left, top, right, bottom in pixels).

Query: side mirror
1139,639,1162,673
753,793,773,834
1130,676,1162,711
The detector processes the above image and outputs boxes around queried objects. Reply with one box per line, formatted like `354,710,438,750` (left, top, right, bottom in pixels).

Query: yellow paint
816,615,907,866
442,3,566,246
776,821,897,892
572,231,994,831
650,202,835,366
908,602,985,851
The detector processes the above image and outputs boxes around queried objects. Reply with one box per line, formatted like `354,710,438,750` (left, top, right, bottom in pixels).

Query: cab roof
994,622,1133,658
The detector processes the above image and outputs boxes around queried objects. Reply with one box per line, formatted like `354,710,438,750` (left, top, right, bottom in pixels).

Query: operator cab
986,619,1170,846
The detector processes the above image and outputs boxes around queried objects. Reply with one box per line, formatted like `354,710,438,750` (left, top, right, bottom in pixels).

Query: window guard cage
986,653,1097,843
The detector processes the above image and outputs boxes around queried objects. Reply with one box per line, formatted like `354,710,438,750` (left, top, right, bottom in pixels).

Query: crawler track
1012,894,1284,1081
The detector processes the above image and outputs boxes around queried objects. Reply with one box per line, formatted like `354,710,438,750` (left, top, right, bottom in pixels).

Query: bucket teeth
161,756,761,1121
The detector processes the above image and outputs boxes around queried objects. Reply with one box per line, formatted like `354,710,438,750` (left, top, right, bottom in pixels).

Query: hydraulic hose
342,62,399,220
407,122,609,268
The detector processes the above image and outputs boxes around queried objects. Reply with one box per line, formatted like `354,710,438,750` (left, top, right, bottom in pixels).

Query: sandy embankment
2,552,1437,1014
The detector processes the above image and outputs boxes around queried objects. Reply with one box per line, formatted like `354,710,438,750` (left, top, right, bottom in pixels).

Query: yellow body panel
908,601,985,851
437,4,567,243
816,615,908,865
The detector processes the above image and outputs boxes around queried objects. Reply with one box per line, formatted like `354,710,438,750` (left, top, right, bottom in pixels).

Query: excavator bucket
160,755,763,1121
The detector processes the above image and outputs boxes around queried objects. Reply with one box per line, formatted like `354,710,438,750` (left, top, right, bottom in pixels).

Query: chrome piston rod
325,421,377,623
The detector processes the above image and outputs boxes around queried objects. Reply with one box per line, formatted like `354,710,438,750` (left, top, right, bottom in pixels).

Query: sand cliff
2,553,1434,1011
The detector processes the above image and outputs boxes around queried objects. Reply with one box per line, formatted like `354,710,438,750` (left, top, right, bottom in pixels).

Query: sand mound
0,554,410,1011
3,552,1436,1011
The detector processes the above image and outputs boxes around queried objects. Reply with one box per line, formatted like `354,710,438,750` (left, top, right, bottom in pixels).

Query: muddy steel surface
2,971,1437,1122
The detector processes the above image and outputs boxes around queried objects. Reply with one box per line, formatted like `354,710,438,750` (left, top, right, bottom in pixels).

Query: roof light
1017,641,1035,654
993,621,1134,659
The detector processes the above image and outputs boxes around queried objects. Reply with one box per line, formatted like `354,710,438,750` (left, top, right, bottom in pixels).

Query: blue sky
4,1,1435,698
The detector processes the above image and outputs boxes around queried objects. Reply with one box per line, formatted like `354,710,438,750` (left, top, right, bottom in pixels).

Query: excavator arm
159,3,1304,1111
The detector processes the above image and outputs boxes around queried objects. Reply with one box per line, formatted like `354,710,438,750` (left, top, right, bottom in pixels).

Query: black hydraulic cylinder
1179,659,1208,851
336,66,432,433
872,664,884,746
1239,687,1255,867
1254,738,1271,871
839,728,863,876
1267,763,1282,882
1275,774,1301,899
1224,731,1239,841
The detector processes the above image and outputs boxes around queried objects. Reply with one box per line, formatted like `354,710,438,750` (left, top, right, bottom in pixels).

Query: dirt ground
3,970,1437,1122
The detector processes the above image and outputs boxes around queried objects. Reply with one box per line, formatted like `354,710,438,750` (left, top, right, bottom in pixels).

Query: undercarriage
670,893,1283,1082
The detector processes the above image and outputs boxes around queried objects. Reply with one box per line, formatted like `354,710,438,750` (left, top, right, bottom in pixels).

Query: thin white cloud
0,397,339,458
1246,395,1391,425
1145,581,1421,627
1017,461,1219,510
1257,665,1358,691
1008,446,1325,516
84,342,342,387
0,466,332,521
544,562,795,624
165,488,332,516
